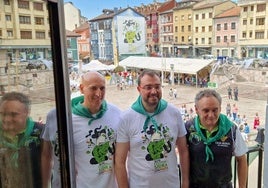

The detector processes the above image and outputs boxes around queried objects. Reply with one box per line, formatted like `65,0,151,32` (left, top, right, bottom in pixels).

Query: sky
64,0,165,19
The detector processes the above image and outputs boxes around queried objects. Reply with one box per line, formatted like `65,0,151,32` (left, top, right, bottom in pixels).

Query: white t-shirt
73,103,121,188
117,103,186,188
41,108,61,188
233,128,248,156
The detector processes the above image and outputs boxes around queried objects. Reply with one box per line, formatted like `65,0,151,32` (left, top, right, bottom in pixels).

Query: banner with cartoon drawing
117,16,146,54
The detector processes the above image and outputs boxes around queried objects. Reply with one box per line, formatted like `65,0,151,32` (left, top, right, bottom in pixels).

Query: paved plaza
30,81,267,138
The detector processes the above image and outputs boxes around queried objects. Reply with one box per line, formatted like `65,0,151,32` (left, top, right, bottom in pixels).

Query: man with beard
115,70,189,188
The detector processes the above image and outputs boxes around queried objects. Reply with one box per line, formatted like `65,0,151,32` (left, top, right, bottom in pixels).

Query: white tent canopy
119,56,213,75
81,60,115,72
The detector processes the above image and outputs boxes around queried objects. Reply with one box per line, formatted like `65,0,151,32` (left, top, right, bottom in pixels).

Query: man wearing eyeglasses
0,92,43,188
115,70,189,188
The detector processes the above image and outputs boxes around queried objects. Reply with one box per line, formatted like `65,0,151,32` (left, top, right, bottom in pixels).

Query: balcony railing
233,128,265,188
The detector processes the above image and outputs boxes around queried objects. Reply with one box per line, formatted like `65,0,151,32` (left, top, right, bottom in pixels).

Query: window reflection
0,0,57,187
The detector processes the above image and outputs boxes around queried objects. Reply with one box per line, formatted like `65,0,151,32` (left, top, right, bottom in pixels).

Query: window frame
46,1,76,187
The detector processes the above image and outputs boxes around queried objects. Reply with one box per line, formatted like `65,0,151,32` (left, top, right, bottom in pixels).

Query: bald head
80,71,105,84
79,71,106,113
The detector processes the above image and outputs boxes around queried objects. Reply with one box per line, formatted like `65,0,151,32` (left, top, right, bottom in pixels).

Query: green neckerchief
194,114,233,162
0,117,35,167
131,95,167,132
72,95,107,125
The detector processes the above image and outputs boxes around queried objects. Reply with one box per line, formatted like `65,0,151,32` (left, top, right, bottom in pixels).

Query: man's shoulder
166,103,178,110
107,102,122,113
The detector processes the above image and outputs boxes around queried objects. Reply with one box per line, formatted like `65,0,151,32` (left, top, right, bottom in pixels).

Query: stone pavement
30,82,267,136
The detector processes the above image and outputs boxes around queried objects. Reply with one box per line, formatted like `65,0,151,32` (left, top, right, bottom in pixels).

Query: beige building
173,1,200,58
0,0,51,65
64,2,81,31
192,0,236,57
238,1,268,59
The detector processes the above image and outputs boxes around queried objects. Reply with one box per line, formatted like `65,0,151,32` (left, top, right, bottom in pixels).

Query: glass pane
0,0,71,187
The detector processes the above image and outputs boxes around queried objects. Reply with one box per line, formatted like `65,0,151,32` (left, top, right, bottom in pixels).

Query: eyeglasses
140,84,162,91
0,112,21,118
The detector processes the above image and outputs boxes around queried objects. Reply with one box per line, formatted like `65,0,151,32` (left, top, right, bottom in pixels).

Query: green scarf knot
194,114,233,162
131,95,167,132
72,95,107,125
0,117,35,167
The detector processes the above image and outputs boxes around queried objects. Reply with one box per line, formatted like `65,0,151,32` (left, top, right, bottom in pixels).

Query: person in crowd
185,89,248,188
235,114,242,125
244,123,250,136
241,114,247,125
239,125,248,143
0,92,43,187
71,71,121,187
173,87,177,99
41,108,60,188
253,112,260,129
169,88,173,97
226,103,231,118
115,70,189,188
232,103,238,121
188,107,196,120
233,86,239,101
227,86,232,100
180,104,187,119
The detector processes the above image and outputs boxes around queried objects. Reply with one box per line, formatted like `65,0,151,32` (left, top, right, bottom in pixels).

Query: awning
119,56,213,75
175,45,189,49
0,45,51,49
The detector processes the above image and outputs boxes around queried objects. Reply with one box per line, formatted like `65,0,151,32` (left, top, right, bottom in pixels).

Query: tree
114,65,125,73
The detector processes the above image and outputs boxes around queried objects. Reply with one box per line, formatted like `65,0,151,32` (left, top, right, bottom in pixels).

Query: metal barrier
233,128,265,188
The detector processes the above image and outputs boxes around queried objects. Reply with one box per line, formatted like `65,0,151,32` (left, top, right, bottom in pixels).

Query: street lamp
170,63,174,86
161,57,164,85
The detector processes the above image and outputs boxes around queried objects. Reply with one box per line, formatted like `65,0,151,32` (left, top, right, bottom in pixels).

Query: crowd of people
0,70,250,188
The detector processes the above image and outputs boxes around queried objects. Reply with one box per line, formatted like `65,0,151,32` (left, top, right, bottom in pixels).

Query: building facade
66,30,80,62
158,0,177,57
73,22,91,63
192,0,237,57
64,2,81,31
89,7,146,65
238,1,268,59
173,0,200,58
135,2,162,56
0,0,51,66
213,6,241,58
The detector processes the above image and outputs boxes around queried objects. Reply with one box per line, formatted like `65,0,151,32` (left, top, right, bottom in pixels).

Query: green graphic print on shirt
141,123,173,172
85,125,115,174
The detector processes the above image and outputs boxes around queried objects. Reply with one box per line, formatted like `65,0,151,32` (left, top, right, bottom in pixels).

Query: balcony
233,128,264,188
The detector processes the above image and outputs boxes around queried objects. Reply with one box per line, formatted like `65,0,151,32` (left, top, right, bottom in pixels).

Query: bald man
41,72,121,188
71,71,122,188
